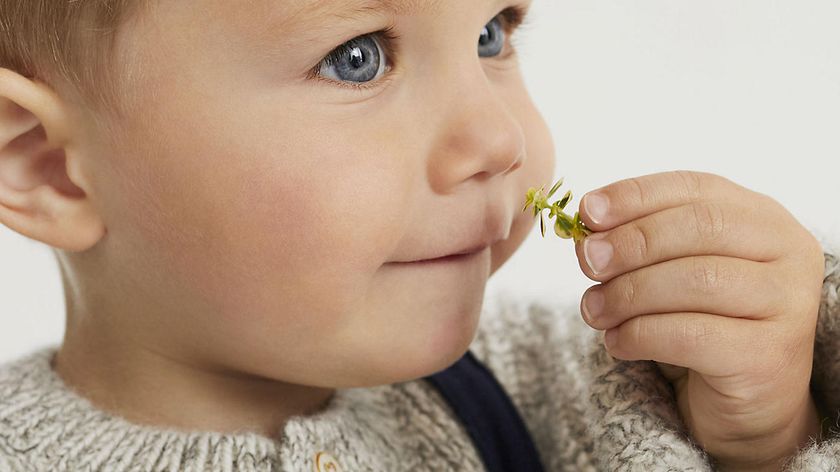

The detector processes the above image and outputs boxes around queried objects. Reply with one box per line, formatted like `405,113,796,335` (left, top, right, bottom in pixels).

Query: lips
392,233,507,263
386,200,512,264
438,241,494,259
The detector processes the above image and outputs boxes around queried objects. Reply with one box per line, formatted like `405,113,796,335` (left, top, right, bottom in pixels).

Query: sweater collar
0,345,434,471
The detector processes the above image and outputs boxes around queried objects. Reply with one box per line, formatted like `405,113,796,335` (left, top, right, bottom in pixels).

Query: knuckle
690,257,726,296
769,269,793,317
804,233,826,274
620,221,652,265
766,332,801,380
787,320,811,355
622,315,646,351
682,317,719,352
618,271,642,310
674,170,704,200
691,201,726,243
797,234,826,312
777,231,825,313
626,176,649,210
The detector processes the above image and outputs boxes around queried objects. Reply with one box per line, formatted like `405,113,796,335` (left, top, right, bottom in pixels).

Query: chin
349,302,483,388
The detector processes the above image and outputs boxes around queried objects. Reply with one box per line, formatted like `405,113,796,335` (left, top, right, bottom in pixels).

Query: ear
0,68,105,252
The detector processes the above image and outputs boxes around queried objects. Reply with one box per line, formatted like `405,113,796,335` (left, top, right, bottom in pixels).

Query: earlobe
0,68,105,252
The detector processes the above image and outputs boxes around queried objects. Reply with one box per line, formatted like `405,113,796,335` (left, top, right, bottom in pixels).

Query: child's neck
52,321,336,438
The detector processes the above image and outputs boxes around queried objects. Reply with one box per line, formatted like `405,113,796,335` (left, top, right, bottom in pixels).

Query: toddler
2,1,840,470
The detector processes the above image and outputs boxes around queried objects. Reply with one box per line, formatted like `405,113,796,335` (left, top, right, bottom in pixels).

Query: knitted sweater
1,251,839,471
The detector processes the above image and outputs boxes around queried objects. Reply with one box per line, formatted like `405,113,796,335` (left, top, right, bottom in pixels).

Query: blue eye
478,16,506,57
317,34,387,84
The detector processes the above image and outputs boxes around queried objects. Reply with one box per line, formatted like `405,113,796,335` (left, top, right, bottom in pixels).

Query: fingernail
583,289,604,322
584,236,613,275
584,192,609,225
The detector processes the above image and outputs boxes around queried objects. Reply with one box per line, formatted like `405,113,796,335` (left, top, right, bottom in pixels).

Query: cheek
111,99,411,335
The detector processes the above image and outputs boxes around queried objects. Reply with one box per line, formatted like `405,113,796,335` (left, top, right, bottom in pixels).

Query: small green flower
522,177,593,243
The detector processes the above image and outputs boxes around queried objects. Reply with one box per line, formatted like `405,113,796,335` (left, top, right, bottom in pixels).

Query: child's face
84,0,554,387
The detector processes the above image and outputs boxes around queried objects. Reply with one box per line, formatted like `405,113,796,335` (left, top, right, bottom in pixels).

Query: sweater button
314,451,342,472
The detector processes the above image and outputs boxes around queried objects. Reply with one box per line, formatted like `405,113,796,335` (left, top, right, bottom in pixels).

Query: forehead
218,0,446,31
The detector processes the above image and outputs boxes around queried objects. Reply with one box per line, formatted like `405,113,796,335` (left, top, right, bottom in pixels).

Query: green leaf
522,198,532,212
556,212,574,232
557,190,573,210
554,220,573,239
546,177,564,199
522,188,537,212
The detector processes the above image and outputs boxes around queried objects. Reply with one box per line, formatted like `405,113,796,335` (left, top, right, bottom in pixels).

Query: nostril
472,170,492,182
503,153,524,175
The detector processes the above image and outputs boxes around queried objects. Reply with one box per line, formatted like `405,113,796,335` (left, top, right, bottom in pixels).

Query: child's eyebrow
242,0,501,60
282,0,445,26
239,0,419,54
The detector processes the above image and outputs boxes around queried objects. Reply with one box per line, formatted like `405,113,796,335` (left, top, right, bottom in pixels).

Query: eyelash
306,26,402,93
307,4,533,93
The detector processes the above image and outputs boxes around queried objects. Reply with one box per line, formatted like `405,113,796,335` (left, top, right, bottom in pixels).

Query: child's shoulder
0,345,57,395
0,345,56,389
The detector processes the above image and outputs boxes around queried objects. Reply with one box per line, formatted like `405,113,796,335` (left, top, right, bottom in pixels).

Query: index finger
578,170,747,232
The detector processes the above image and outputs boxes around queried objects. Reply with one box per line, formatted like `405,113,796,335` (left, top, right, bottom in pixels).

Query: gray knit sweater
2,251,840,471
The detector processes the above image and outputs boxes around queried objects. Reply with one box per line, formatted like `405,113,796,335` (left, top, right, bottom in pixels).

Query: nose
425,61,527,194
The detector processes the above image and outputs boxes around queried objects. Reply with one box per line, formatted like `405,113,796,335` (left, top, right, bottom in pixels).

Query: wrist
714,394,823,472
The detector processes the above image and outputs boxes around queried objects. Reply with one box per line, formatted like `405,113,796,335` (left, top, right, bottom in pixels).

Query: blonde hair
0,0,142,114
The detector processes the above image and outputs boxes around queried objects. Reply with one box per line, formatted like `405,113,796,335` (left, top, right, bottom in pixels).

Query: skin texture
575,170,826,471
0,0,554,436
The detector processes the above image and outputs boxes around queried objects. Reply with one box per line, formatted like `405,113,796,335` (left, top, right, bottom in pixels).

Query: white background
2,0,840,363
